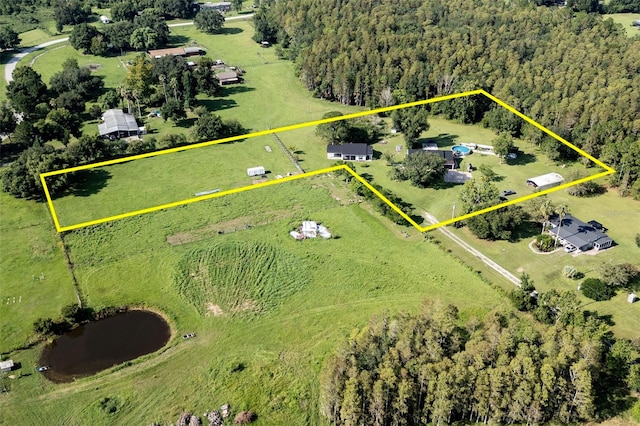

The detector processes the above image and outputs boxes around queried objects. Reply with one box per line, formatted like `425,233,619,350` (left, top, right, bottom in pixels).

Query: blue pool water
452,145,472,156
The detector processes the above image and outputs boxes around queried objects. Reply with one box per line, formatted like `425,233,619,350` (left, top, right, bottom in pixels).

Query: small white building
0,359,14,373
100,15,111,24
247,166,265,177
526,172,564,191
629,293,638,304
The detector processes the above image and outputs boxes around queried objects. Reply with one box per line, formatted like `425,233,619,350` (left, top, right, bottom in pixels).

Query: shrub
535,234,555,252
563,265,578,279
636,234,640,248
581,278,615,301
98,397,120,414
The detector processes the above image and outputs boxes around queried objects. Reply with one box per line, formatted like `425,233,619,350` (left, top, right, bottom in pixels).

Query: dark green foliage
133,11,169,46
0,103,17,140
491,133,514,160
636,234,640,248
111,2,138,22
605,0,640,12
126,138,157,155
156,133,187,149
391,106,429,149
264,0,640,192
316,111,349,144
103,21,135,51
6,67,48,117
597,262,639,289
98,89,121,110
466,205,526,240
32,317,55,335
194,9,225,34
478,164,498,182
191,113,246,142
53,0,90,29
391,152,447,188
157,0,193,19
130,27,160,51
535,234,555,252
0,26,20,50
321,301,629,425
193,57,220,96
350,178,413,225
160,98,186,122
581,278,615,301
98,396,121,414
69,23,100,53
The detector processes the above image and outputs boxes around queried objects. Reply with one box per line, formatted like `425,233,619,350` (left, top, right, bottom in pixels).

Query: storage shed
0,360,14,373
526,172,564,191
247,166,265,177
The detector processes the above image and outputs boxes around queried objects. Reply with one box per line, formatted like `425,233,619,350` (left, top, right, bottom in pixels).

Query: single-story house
526,172,564,191
148,47,205,59
407,149,457,170
199,1,231,12
327,143,373,162
548,214,613,252
215,71,240,85
98,109,140,140
0,359,14,373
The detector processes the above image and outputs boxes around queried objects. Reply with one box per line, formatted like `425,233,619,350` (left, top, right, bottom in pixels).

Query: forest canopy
261,0,640,195
321,300,640,425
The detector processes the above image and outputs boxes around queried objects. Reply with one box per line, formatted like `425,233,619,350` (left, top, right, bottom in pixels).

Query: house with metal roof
215,71,240,85
98,109,140,140
548,214,613,252
526,172,564,191
407,149,457,170
327,143,373,162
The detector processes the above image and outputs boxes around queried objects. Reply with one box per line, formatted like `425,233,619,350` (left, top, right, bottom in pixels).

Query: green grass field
605,13,640,37
0,177,504,425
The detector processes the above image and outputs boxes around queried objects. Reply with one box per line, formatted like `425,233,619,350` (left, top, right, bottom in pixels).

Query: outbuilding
100,15,111,24
215,71,240,85
247,166,265,177
98,109,140,140
526,172,564,191
0,360,14,373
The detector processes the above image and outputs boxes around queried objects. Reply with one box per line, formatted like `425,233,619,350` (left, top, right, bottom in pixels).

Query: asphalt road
3,14,254,84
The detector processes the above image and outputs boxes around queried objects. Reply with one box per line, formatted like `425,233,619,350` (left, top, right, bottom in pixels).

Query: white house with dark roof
548,214,613,252
327,143,373,162
98,109,140,140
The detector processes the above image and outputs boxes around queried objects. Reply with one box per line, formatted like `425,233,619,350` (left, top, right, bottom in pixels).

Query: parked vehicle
501,190,516,196
36,366,49,372
182,333,196,339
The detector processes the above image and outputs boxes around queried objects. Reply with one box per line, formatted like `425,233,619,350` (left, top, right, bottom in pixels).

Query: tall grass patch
174,241,309,317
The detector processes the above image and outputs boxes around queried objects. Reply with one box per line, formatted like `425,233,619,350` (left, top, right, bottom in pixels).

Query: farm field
0,176,505,425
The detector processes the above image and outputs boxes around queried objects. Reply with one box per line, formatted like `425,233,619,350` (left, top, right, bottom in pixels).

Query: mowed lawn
0,191,78,351
49,135,300,228
0,177,504,425
605,13,640,37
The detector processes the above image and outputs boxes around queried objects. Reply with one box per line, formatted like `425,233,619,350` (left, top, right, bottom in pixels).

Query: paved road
423,212,522,287
3,14,254,84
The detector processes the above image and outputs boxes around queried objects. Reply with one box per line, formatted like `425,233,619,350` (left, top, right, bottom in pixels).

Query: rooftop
327,143,373,157
526,172,564,188
549,214,612,249
98,109,139,136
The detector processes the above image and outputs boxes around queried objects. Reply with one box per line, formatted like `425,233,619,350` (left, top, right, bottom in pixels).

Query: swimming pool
451,145,472,156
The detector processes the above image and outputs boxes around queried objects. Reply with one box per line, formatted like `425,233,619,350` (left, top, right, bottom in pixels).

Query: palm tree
539,198,555,234
554,203,569,248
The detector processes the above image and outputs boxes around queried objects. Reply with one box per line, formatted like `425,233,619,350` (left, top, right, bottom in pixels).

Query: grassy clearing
0,191,78,351
49,135,300,227
605,13,640,37
0,177,504,424
174,240,309,316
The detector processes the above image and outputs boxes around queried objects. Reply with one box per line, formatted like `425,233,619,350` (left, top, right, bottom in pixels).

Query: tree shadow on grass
509,221,542,242
221,85,256,96
198,98,237,111
418,133,459,148
168,35,191,46
220,27,243,35
507,152,536,166
65,169,112,197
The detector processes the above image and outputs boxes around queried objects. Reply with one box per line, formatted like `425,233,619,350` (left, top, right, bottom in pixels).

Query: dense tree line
259,0,640,196
321,300,640,425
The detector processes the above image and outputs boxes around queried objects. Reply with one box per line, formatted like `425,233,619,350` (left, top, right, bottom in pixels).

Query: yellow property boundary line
40,90,615,233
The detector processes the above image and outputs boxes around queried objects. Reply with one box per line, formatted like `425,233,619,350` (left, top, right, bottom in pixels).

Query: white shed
526,172,564,191
247,166,265,177
100,15,111,24
0,359,14,373
629,293,638,304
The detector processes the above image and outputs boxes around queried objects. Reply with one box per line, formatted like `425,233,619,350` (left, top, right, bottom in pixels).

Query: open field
0,177,504,424
0,191,78,351
605,13,640,37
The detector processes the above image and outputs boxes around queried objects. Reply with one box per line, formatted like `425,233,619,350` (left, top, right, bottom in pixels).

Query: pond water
39,310,171,383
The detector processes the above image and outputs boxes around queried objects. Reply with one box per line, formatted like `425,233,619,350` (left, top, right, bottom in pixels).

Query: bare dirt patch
166,208,301,246
206,303,225,317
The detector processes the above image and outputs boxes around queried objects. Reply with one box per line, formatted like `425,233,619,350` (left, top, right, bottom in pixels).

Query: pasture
0,176,504,424
605,13,640,37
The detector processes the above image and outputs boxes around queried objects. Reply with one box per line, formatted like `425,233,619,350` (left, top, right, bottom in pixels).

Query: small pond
39,310,171,383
